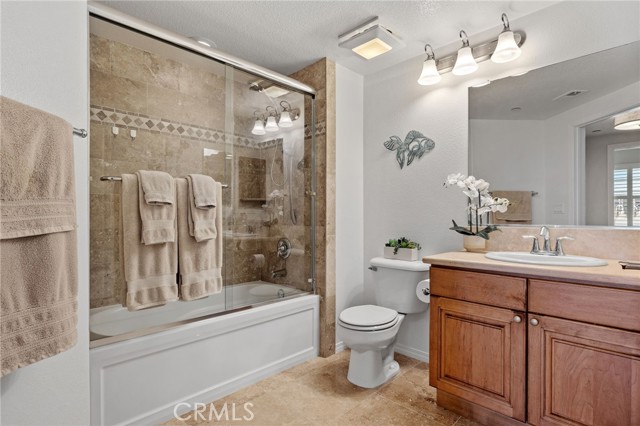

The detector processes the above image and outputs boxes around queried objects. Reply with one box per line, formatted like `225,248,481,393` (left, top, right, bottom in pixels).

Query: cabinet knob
513,315,522,323
530,318,539,326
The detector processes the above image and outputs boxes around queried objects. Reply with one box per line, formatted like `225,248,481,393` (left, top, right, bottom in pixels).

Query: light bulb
452,46,478,76
251,118,265,135
279,111,293,127
417,58,441,85
265,116,279,132
491,31,521,63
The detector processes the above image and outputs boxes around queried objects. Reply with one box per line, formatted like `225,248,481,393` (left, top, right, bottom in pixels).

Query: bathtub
90,281,306,340
90,283,318,426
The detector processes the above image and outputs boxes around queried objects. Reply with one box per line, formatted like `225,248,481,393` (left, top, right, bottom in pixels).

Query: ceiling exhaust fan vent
552,90,589,101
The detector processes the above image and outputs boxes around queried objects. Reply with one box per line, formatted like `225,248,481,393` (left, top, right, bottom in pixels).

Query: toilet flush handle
368,266,378,271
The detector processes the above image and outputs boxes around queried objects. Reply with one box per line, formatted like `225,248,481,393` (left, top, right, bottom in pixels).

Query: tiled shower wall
89,34,312,308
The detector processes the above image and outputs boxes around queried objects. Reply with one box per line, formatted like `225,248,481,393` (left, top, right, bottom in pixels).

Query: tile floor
164,350,479,426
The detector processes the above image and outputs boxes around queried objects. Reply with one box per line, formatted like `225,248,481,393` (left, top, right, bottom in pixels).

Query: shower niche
88,16,315,342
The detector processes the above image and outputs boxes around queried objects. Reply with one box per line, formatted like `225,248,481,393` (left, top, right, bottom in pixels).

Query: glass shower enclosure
88,16,315,343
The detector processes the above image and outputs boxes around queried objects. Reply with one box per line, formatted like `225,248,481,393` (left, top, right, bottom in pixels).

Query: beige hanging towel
186,174,218,242
0,96,78,377
136,170,176,245
176,178,223,300
120,174,178,311
491,190,533,224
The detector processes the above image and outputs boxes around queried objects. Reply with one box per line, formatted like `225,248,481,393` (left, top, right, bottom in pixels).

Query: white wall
363,1,640,357
0,2,90,425
335,65,364,347
469,119,545,223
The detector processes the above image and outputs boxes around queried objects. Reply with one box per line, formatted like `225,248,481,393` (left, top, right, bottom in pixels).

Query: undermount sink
485,251,608,267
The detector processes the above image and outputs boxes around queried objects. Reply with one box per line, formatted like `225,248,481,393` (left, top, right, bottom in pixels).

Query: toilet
337,257,430,388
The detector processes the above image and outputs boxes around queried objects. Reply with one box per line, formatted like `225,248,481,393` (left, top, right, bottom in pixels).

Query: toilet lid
339,305,398,327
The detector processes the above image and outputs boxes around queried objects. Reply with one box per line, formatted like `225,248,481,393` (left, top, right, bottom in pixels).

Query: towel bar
99,176,229,188
73,127,88,138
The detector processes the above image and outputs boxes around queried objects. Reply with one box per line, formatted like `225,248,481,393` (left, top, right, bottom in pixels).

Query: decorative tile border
90,105,325,148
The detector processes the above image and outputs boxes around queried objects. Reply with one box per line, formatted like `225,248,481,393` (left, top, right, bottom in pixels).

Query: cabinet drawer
430,267,526,310
529,280,640,332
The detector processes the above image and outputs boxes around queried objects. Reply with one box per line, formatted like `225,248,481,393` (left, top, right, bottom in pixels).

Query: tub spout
272,268,287,279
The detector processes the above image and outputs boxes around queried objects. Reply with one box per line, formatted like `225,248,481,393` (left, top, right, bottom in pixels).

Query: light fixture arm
266,105,278,117
424,44,436,60
501,13,511,32
459,30,470,47
279,100,292,112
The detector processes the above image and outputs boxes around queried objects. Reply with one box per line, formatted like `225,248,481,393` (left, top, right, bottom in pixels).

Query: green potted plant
384,237,422,261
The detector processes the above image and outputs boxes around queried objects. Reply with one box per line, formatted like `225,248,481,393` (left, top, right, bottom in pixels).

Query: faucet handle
522,235,540,254
554,236,574,256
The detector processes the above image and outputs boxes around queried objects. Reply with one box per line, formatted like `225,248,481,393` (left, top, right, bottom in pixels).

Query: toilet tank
370,257,430,314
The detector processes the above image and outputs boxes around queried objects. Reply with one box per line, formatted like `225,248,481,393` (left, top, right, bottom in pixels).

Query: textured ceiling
99,0,557,76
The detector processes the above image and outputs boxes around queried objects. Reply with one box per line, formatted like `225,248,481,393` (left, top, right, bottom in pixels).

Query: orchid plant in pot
444,173,510,252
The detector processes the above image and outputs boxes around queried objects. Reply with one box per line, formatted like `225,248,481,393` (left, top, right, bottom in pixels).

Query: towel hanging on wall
0,96,78,376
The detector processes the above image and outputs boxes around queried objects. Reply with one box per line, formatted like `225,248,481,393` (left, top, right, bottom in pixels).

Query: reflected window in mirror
610,144,640,227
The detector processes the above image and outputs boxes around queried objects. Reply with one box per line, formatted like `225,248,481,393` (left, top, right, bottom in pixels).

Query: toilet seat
338,305,399,331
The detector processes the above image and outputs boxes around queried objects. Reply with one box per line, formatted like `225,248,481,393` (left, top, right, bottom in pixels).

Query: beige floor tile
377,375,459,426
163,352,474,426
337,394,448,426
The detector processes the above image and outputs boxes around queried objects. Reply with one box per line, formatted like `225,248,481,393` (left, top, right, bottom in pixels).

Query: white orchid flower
475,179,490,191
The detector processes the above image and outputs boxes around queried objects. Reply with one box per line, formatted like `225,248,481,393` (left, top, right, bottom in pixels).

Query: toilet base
346,346,400,388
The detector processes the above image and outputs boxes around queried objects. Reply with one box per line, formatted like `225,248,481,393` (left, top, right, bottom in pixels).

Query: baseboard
395,343,429,362
335,340,345,353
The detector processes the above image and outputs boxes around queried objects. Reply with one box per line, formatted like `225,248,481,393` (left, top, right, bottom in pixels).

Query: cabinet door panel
430,297,526,421
528,315,640,426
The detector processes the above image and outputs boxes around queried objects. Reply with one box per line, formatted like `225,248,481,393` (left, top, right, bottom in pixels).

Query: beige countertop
423,251,640,291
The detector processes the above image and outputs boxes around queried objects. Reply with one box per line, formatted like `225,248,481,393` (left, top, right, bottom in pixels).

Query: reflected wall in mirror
469,41,640,227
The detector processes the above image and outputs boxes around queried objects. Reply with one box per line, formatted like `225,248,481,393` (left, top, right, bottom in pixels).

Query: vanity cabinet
429,266,640,426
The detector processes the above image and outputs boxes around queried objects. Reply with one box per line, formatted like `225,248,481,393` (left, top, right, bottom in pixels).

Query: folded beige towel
177,178,223,300
491,190,532,224
0,96,77,376
138,170,175,205
189,173,217,209
136,170,175,245
121,174,178,311
186,175,217,242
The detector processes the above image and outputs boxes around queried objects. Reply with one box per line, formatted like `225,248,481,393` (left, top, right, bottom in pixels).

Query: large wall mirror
469,41,640,227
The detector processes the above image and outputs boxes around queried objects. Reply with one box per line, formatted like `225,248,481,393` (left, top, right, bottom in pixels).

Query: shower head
249,82,265,92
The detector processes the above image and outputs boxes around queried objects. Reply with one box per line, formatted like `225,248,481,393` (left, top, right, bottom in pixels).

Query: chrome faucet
539,226,551,253
522,226,574,256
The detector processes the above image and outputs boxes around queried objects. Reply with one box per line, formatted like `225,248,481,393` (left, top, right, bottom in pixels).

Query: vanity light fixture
278,100,299,127
417,44,441,85
417,13,525,86
452,31,479,76
265,106,279,132
338,17,405,60
251,111,266,136
614,109,640,131
491,14,522,63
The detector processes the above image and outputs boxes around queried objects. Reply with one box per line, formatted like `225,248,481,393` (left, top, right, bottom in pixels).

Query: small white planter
383,247,419,261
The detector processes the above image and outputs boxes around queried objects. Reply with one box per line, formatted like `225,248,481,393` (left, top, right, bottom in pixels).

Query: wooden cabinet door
430,297,526,421
528,315,640,426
